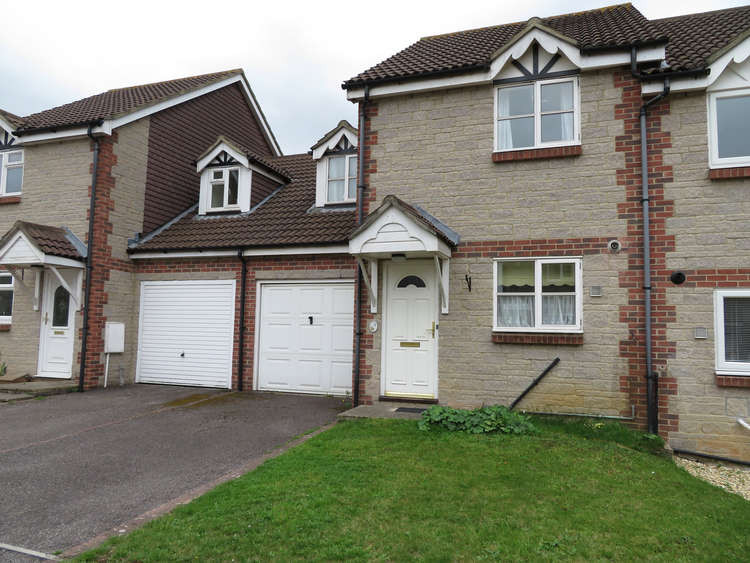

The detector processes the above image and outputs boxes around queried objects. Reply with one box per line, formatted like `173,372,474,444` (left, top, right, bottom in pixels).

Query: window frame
708,88,750,169
0,272,13,324
325,154,357,204
493,77,581,153
492,257,583,333
0,148,24,197
714,288,750,375
206,166,240,212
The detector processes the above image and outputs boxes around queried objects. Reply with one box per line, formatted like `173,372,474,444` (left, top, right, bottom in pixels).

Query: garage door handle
309,316,313,325
180,351,185,358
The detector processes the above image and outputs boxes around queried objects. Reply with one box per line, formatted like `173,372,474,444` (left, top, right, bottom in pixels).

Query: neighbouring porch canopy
348,195,459,313
0,221,86,310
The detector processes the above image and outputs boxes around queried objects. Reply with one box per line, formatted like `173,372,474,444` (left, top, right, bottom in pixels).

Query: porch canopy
0,221,86,309
348,195,459,313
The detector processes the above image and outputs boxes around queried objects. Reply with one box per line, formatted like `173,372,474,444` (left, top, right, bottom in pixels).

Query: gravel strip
674,455,750,501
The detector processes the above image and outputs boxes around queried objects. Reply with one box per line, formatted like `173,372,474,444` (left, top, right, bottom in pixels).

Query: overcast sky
1,0,746,154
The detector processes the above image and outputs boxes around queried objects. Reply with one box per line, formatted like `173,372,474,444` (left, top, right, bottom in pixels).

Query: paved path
0,385,342,560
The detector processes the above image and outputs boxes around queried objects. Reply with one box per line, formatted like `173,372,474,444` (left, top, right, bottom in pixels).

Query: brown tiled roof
344,3,750,88
653,5,750,72
0,221,84,260
16,70,242,133
0,108,24,129
198,136,291,181
131,153,356,252
344,4,664,87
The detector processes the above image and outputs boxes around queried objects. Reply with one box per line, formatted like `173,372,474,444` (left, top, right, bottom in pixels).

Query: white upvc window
326,155,357,204
0,272,13,324
708,88,750,168
493,257,582,332
714,289,750,375
207,167,240,211
494,77,580,152
0,149,23,196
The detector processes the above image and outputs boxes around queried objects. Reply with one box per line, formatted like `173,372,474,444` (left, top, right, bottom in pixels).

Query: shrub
417,405,537,435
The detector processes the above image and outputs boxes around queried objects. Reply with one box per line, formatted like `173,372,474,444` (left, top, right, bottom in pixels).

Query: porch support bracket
356,257,378,313
433,256,450,314
47,265,81,310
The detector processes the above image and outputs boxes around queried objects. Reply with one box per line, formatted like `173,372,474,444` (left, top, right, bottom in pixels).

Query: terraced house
2,3,750,463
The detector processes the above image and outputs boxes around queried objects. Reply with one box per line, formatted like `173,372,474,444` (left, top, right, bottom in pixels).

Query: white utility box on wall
104,322,125,354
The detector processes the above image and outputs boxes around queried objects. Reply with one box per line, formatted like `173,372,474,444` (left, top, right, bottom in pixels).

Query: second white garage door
137,280,236,388
257,282,354,395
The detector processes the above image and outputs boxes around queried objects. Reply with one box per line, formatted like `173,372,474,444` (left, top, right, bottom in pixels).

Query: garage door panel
137,280,235,389
258,282,353,396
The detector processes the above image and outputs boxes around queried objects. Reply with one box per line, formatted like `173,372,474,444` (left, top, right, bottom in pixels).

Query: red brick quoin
614,71,677,436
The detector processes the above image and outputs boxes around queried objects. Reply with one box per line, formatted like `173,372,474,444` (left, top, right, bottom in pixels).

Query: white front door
257,282,354,395
384,260,438,398
38,270,78,379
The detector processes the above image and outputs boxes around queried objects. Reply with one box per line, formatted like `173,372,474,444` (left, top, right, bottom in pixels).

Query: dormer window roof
195,136,289,215
311,121,359,207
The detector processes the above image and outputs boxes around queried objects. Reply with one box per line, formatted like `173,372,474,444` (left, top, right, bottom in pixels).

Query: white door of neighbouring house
38,270,78,378
256,281,354,395
384,260,438,398
136,280,235,388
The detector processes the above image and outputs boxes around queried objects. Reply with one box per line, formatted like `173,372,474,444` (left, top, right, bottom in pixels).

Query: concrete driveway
0,385,343,560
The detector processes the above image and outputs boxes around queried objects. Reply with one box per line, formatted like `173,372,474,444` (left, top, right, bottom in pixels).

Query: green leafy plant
417,405,537,435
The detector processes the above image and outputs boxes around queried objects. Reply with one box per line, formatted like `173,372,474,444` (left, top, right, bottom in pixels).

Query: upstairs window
327,155,357,204
208,167,240,211
709,89,750,168
0,149,23,196
495,78,579,151
0,273,13,323
493,258,582,332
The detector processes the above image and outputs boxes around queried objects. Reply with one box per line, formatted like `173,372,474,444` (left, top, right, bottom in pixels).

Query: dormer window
327,155,357,203
209,167,240,211
311,120,359,208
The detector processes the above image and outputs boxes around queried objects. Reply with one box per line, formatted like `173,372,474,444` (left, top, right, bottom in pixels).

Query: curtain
498,296,534,327
497,90,513,150
542,295,575,326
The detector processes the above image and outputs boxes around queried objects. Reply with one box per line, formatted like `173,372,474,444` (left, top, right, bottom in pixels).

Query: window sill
0,196,21,205
708,167,750,180
492,332,583,345
716,374,750,388
492,145,582,163
0,324,10,332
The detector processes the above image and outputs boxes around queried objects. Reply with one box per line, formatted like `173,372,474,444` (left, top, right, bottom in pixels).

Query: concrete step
0,379,78,396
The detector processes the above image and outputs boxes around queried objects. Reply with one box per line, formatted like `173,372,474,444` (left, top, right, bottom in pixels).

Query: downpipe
353,86,369,407
78,121,103,392
631,47,670,434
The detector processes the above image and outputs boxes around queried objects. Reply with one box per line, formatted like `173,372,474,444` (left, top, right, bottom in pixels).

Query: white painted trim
46,265,79,309
356,257,378,313
252,279,356,393
135,279,236,389
0,148,23,197
0,269,13,324
311,128,359,160
196,143,249,172
347,37,664,100
130,245,350,259
492,256,583,333
714,289,750,375
0,116,17,137
707,86,750,169
16,74,282,155
434,256,449,314
37,269,78,379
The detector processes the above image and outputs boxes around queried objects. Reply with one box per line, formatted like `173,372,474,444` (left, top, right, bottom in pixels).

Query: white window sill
492,327,583,334
715,370,750,376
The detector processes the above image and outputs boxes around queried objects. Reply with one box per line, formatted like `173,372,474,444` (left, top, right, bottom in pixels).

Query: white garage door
137,280,236,388
257,282,354,395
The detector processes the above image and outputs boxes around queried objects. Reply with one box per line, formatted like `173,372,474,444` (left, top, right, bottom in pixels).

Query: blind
724,297,750,362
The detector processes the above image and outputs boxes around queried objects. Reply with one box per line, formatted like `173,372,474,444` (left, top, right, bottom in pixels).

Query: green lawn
78,418,750,562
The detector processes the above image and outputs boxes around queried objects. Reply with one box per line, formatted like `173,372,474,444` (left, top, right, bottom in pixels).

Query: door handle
430,321,435,338
44,312,49,325
309,316,313,325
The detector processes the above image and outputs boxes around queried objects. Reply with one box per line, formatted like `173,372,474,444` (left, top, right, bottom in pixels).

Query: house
2,3,750,464
338,2,750,463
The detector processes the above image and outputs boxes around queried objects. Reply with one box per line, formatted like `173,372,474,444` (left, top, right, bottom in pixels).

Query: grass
77,417,749,562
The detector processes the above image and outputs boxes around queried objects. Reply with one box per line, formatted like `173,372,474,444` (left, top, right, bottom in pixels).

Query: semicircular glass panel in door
52,286,70,327
396,275,426,289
